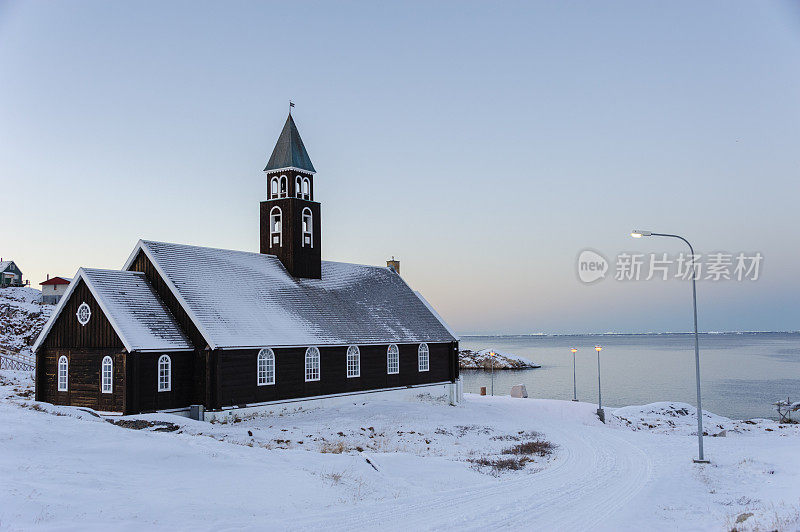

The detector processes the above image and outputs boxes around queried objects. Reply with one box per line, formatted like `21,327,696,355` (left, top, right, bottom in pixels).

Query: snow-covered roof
124,240,457,349
0,261,16,272
40,276,72,286
33,268,193,353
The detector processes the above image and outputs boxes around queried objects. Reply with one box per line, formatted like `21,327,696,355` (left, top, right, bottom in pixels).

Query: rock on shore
459,349,540,369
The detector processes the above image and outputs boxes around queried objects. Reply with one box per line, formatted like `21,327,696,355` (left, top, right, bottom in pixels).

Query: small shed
0,260,23,287
40,276,72,304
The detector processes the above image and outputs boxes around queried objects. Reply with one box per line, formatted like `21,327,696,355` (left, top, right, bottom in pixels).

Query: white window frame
346,345,361,378
279,175,287,198
295,176,303,198
270,177,279,199
270,206,282,248
302,177,311,200
158,355,172,392
58,356,68,391
301,208,313,248
418,343,429,372
387,344,399,375
76,302,91,326
257,348,275,386
101,356,113,394
305,346,320,382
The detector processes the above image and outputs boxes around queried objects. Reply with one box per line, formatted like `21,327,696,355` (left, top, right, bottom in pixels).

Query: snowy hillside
459,348,540,369
0,287,50,356
1,370,799,530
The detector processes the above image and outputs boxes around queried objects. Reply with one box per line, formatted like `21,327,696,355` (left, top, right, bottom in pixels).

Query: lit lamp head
570,348,577,354
630,230,652,238
490,351,495,357
595,345,602,352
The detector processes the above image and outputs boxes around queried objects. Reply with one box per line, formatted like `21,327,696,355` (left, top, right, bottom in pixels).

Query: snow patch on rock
459,348,540,369
0,287,51,357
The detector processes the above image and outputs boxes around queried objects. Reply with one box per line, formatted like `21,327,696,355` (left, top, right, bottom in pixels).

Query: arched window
302,208,313,248
270,206,282,247
387,344,399,375
270,177,279,199
295,176,303,198
101,356,113,394
346,346,361,378
158,355,171,392
302,177,310,200
418,343,429,372
257,348,275,386
279,175,287,198
305,347,320,382
58,356,68,391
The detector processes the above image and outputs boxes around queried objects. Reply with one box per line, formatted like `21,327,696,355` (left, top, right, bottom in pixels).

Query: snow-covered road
289,399,652,531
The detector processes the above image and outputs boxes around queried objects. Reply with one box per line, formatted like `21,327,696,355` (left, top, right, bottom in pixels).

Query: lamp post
631,229,709,464
595,345,605,423
489,350,496,396
570,348,578,401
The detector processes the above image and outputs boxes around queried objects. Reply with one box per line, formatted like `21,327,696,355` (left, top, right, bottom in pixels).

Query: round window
76,302,91,326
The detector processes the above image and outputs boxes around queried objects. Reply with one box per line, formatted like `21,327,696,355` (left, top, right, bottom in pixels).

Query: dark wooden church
33,114,460,419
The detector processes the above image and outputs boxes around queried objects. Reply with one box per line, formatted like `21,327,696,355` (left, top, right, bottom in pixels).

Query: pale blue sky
2,1,799,334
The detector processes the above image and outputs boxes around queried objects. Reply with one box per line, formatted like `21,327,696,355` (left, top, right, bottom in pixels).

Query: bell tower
259,113,321,279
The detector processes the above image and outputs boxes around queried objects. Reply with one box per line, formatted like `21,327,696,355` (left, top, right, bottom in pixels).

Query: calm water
460,332,800,420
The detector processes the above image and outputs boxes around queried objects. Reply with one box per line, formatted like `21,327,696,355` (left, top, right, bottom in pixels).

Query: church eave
262,166,317,176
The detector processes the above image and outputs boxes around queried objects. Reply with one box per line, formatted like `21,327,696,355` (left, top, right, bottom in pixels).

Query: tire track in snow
291,422,652,531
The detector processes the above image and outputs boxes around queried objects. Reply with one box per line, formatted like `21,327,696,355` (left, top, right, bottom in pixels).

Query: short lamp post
570,348,578,401
489,350,496,396
595,345,605,423
631,229,709,464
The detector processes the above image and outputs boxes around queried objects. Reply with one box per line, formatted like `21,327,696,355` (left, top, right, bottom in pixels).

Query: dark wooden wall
126,351,196,413
41,279,124,350
259,199,321,279
35,278,129,411
216,342,456,408
36,349,127,412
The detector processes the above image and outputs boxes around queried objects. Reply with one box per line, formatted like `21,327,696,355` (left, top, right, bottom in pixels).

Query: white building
39,276,71,304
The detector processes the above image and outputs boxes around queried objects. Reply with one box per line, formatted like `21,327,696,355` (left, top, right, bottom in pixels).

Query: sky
1,1,799,334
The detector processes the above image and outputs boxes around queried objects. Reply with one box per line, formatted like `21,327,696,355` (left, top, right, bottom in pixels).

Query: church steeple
264,114,316,174
260,114,321,279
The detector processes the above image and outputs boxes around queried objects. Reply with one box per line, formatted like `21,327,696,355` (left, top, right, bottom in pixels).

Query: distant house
0,260,23,287
40,276,72,304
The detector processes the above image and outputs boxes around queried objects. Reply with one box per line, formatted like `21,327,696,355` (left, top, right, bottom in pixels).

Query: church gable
39,276,124,351
34,269,193,353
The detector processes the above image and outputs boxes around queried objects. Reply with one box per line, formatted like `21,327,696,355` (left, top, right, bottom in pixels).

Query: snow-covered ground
459,348,540,369
1,370,799,531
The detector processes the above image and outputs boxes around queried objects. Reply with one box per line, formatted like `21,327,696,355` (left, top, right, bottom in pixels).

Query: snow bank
611,401,795,437
459,348,540,369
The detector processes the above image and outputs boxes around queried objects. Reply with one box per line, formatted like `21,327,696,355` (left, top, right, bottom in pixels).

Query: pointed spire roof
264,114,316,174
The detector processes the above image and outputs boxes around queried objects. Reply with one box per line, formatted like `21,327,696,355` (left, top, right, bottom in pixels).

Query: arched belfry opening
259,114,321,279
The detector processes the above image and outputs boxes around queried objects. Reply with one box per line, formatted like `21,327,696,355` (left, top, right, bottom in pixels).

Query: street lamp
570,348,578,401
631,229,709,464
595,345,605,423
489,350,496,396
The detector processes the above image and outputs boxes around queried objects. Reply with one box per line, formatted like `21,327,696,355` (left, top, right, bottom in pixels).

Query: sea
459,332,800,421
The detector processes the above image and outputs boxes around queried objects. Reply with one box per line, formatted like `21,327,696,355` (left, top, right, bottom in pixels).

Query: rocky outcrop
459,349,540,370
